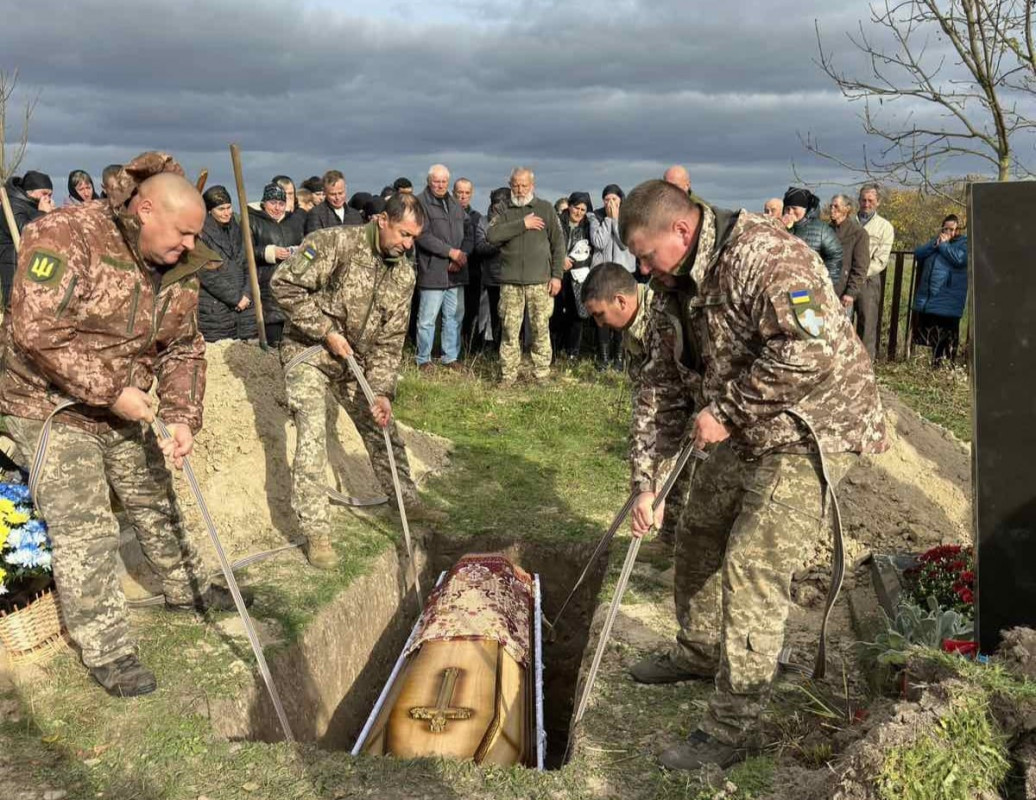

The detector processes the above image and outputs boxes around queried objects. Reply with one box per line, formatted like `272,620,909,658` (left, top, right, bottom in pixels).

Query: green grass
875,357,972,442
875,688,1009,800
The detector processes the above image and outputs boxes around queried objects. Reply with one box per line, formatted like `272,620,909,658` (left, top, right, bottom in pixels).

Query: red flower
960,570,975,584
942,638,978,657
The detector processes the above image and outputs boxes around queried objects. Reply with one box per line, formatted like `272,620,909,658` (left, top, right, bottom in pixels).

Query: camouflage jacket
625,283,702,493
631,204,887,488
0,203,213,433
271,222,416,398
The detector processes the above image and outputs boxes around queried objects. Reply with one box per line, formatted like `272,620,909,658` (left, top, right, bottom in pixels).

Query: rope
565,443,707,760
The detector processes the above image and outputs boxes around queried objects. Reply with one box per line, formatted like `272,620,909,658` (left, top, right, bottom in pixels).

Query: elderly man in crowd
762,198,783,219
828,194,870,316
486,167,565,386
663,165,693,194
414,164,468,371
306,170,363,234
855,183,895,360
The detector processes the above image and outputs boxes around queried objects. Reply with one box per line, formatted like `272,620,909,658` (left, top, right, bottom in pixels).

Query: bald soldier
272,192,444,570
663,165,692,194
0,153,243,698
618,180,887,770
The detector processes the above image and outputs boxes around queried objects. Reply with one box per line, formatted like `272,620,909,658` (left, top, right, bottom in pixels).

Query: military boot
630,649,714,684
166,584,253,613
658,729,745,771
305,532,340,570
90,654,157,698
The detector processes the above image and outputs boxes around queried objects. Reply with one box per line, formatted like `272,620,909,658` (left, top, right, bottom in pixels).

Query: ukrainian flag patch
790,289,812,305
303,246,317,261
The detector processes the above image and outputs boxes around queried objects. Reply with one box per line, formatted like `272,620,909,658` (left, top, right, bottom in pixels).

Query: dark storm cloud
0,0,973,209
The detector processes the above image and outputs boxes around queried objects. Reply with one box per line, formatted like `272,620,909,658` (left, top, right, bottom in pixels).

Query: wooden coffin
354,554,543,768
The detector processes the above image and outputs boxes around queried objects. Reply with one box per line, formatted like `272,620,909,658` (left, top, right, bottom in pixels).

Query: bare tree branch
0,69,40,183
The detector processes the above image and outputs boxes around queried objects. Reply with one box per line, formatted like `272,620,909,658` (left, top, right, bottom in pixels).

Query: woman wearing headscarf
551,191,595,361
64,170,97,206
783,186,843,289
590,184,636,370
248,182,302,345
198,186,254,342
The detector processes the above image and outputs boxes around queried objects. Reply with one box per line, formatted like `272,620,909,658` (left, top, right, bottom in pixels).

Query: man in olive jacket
485,167,565,385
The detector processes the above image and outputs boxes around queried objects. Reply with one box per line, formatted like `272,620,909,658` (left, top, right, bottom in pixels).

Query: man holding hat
1,170,55,306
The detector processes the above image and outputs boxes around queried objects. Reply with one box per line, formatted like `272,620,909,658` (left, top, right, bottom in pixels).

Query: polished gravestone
970,181,1036,653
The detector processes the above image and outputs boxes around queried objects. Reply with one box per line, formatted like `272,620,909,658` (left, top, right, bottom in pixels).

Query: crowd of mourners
0,162,970,369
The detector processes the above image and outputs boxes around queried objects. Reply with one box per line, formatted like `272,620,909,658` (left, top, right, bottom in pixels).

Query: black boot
596,332,611,372
90,654,157,698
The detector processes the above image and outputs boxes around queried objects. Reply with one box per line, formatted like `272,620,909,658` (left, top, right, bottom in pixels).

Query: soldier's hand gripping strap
787,409,843,681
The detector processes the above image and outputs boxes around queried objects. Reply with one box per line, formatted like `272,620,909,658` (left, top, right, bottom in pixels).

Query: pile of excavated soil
121,341,450,590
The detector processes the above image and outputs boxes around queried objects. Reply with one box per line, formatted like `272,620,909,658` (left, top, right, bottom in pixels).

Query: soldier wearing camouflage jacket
0,152,235,698
271,195,433,569
619,180,887,771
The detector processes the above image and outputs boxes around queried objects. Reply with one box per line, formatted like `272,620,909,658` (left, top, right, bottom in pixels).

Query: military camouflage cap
106,151,186,210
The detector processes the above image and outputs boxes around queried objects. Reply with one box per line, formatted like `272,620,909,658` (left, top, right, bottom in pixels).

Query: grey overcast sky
0,0,1012,210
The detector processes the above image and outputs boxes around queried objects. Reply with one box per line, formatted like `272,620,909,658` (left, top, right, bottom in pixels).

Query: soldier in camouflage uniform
0,153,242,698
485,168,565,386
618,180,888,770
272,193,443,570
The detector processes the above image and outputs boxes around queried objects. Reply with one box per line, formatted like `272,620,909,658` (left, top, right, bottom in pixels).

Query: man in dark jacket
198,185,252,342
783,187,842,290
828,194,870,318
305,170,364,234
1,170,55,306
454,177,496,353
486,167,565,385
414,164,468,370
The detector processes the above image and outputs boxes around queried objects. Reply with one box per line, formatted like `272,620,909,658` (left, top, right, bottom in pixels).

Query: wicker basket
0,587,65,665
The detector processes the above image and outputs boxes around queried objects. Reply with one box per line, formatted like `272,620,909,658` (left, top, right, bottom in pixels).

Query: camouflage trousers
671,443,856,745
284,361,416,541
4,416,206,669
498,283,554,381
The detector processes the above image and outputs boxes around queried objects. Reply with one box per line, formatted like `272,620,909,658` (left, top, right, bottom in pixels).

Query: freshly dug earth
123,341,451,589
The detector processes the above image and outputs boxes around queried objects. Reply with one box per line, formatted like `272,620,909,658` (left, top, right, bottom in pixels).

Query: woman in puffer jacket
912,214,968,365
783,186,843,289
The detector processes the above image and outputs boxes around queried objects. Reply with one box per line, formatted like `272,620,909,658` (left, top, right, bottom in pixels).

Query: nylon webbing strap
283,344,389,508
344,353,423,610
787,410,844,681
153,419,295,742
549,490,638,633
28,399,78,507
566,444,707,759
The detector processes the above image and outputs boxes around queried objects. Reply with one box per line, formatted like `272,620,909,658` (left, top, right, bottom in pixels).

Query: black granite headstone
970,181,1036,653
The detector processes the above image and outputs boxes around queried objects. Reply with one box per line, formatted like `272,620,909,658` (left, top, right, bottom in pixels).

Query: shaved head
134,173,206,266
663,165,691,193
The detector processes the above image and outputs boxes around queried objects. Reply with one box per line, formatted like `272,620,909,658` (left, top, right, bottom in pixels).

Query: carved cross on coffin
409,667,474,733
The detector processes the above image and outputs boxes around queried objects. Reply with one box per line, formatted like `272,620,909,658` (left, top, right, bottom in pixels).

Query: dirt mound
150,342,450,572
998,627,1036,683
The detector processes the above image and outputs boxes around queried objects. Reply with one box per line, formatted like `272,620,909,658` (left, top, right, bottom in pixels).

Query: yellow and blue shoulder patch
303,245,317,261
26,249,67,287
789,288,825,338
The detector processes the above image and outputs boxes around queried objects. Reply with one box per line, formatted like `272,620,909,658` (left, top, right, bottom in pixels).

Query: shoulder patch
100,255,136,271
26,249,67,286
303,245,317,261
790,289,825,338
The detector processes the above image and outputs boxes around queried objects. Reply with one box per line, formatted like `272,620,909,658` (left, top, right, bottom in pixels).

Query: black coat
198,214,252,342
0,177,45,306
248,206,304,325
415,187,467,289
304,201,364,235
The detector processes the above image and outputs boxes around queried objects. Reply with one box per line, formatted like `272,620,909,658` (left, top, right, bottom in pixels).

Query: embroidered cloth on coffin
405,554,534,669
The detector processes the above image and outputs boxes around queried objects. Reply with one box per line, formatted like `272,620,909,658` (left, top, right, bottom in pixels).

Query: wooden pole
0,185,19,254
229,144,268,349
195,169,209,193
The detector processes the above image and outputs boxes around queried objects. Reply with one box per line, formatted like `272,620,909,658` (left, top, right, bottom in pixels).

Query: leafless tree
0,69,39,183
808,0,1036,202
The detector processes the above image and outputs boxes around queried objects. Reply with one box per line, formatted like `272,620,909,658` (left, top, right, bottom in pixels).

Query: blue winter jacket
912,235,968,319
